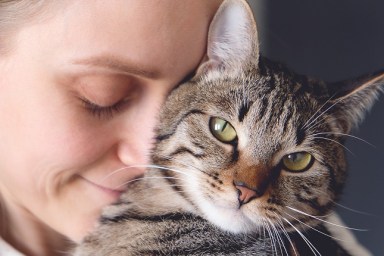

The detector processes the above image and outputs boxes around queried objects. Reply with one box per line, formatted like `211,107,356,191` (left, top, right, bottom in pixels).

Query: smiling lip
93,182,124,198
80,175,126,199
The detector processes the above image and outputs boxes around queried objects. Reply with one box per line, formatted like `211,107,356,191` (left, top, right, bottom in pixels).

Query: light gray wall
249,0,384,255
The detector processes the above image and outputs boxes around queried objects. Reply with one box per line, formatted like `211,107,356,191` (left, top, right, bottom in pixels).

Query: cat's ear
196,0,259,77
328,70,384,133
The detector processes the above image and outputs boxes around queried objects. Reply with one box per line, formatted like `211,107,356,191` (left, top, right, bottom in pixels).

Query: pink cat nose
234,181,260,205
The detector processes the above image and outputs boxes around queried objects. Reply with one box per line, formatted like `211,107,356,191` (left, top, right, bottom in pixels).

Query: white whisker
267,219,282,256
119,182,192,202
333,201,374,216
263,219,277,256
312,136,355,156
304,96,344,131
313,132,376,148
113,176,187,190
305,115,328,134
142,164,200,178
284,211,344,242
303,93,337,130
283,217,321,256
268,218,288,256
286,206,368,232
98,165,143,184
98,164,196,186
160,156,205,173
274,216,298,256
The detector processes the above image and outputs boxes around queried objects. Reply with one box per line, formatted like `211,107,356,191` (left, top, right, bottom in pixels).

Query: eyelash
80,97,124,119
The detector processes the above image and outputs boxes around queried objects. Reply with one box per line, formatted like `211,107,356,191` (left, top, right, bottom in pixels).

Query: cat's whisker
142,164,199,180
304,108,353,135
107,165,197,195
265,218,280,256
286,206,368,232
266,219,281,256
98,165,143,185
161,164,228,190
311,136,355,156
261,220,267,241
296,188,374,218
113,176,188,190
98,164,198,186
268,218,288,256
265,211,289,256
303,96,344,131
332,201,374,216
155,158,222,184
266,218,283,255
163,159,227,185
302,189,371,218
99,164,198,193
303,110,326,131
261,219,274,255
274,215,298,256
284,211,345,242
119,183,192,205
283,217,322,256
143,164,198,178
160,156,205,174
302,93,337,130
312,132,376,148
304,112,329,132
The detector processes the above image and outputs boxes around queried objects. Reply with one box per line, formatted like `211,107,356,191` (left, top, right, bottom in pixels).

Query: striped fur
75,0,383,255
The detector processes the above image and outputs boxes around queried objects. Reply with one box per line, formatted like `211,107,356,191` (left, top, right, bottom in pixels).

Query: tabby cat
75,0,383,255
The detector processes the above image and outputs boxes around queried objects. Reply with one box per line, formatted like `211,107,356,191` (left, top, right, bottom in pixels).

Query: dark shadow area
249,0,384,254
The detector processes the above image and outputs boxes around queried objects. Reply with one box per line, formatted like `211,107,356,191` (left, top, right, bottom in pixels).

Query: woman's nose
116,121,154,167
116,101,160,167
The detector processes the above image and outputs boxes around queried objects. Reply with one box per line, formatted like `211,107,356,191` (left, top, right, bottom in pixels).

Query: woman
0,0,223,255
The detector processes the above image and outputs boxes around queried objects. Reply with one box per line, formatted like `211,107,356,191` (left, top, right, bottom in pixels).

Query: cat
74,0,383,255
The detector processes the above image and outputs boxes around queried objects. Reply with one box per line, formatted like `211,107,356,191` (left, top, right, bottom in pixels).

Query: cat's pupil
209,117,237,143
287,154,297,161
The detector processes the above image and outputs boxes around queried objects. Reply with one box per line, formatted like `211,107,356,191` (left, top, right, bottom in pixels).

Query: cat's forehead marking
197,66,330,159
227,78,318,155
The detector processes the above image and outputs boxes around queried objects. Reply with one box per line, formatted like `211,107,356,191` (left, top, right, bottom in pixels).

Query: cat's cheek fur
184,167,266,233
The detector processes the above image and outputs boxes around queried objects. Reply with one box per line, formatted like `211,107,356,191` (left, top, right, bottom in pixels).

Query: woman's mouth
79,175,127,201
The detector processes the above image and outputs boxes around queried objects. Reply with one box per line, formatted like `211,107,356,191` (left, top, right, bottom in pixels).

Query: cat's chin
197,199,264,234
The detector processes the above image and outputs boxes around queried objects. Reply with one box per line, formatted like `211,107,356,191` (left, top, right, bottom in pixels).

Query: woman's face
0,0,220,241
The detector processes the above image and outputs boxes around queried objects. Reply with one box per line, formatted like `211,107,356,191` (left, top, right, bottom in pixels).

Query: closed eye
80,97,127,119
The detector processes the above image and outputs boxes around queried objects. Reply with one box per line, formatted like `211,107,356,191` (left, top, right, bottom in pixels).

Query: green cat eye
209,117,237,143
282,152,313,172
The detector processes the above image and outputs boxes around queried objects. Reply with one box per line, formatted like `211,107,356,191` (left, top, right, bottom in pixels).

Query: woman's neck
0,194,74,256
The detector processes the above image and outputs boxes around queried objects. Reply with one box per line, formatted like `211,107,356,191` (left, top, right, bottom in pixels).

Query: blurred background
249,0,384,255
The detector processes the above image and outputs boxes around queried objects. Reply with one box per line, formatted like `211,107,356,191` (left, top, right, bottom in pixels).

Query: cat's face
152,0,383,234
154,63,348,233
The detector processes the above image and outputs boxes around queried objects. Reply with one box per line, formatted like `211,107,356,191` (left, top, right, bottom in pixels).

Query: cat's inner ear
328,70,384,133
196,0,259,76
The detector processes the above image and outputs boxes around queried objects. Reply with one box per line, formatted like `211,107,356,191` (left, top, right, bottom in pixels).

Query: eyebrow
72,55,161,79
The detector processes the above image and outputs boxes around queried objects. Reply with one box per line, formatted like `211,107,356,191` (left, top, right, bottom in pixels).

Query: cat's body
77,212,349,255
75,0,383,255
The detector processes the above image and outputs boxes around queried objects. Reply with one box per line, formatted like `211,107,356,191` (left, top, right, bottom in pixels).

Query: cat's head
153,0,384,233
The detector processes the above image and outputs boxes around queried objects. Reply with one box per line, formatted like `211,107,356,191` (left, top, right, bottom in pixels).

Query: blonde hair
0,0,50,54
